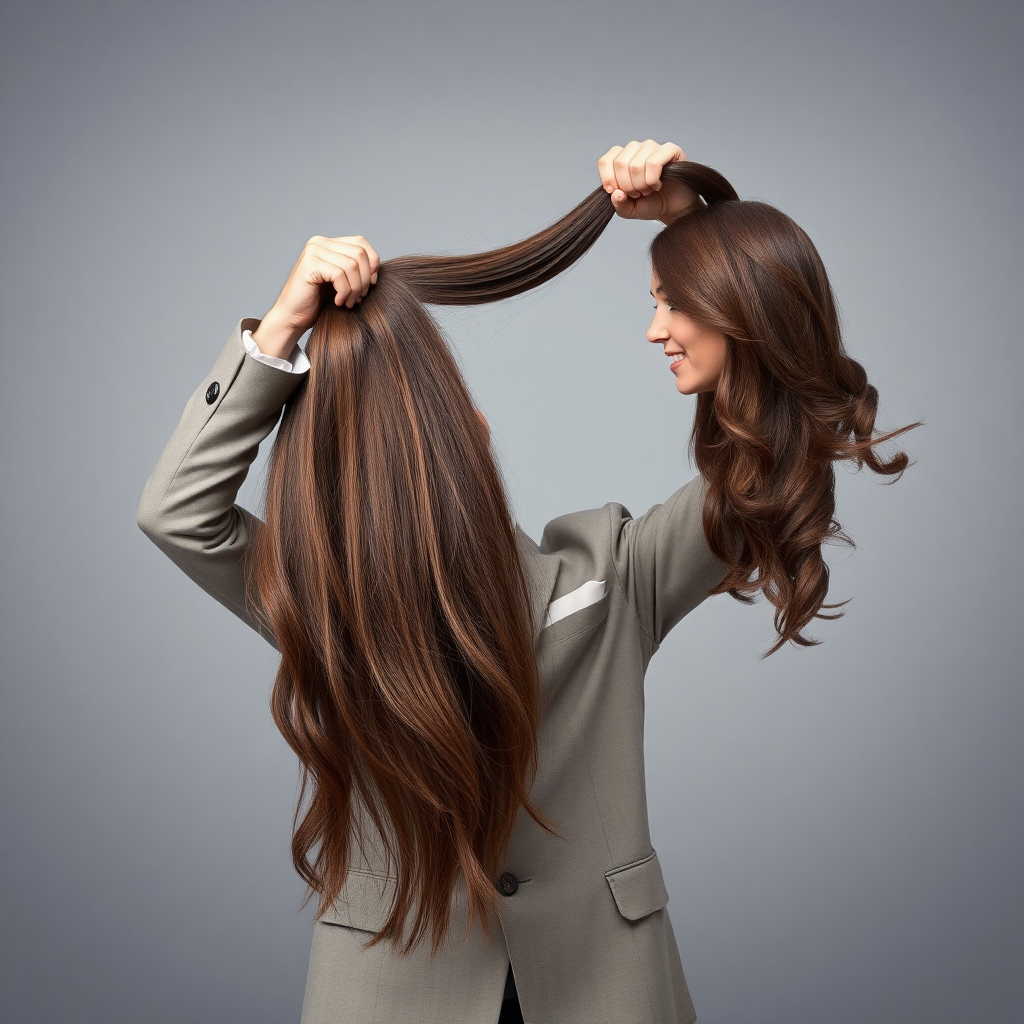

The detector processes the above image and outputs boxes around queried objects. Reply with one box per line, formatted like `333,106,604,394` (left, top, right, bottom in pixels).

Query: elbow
136,482,170,543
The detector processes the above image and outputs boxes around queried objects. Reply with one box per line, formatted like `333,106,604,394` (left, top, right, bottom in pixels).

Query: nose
647,311,669,345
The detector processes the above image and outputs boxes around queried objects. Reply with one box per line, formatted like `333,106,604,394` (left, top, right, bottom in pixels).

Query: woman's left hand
597,140,701,224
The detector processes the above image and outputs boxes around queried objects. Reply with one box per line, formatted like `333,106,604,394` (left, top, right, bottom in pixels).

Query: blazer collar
514,523,559,647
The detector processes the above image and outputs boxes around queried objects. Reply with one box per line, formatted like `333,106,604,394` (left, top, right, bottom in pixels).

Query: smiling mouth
668,352,686,369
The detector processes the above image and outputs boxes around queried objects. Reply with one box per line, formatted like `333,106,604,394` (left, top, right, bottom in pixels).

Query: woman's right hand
252,235,381,358
597,141,702,225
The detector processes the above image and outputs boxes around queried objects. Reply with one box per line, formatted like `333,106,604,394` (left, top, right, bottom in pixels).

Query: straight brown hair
245,179,633,956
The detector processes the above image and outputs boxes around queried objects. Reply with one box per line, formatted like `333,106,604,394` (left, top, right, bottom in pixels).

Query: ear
474,408,490,445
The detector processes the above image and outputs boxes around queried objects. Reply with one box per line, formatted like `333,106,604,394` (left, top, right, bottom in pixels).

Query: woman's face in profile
648,269,728,395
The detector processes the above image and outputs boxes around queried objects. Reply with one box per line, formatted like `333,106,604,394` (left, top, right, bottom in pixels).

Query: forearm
250,306,307,361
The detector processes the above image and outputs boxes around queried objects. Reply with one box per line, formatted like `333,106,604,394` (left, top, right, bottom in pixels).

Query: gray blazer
137,318,728,1024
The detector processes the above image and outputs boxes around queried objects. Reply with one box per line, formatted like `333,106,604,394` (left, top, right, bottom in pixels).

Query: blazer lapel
514,524,559,647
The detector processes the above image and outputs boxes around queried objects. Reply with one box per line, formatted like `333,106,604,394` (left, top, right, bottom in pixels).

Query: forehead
650,268,665,293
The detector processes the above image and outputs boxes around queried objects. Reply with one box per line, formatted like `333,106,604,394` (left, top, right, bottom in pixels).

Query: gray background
1,0,1021,1021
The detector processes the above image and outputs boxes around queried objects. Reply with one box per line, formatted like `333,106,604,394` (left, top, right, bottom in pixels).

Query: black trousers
498,963,524,1024
497,991,524,1024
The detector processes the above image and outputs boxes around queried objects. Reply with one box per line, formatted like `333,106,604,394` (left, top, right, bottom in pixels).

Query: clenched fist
597,141,702,225
251,234,381,360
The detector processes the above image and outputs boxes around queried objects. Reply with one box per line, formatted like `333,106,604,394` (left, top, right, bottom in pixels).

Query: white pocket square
543,580,607,628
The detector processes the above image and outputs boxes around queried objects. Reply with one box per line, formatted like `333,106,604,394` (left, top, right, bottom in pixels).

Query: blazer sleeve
609,474,731,646
136,317,310,651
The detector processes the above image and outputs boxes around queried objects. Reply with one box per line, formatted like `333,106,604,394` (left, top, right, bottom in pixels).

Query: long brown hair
245,183,629,957
245,159,917,957
652,161,922,656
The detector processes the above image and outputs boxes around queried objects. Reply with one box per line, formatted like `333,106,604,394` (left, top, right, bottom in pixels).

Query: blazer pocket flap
604,848,670,921
320,869,399,934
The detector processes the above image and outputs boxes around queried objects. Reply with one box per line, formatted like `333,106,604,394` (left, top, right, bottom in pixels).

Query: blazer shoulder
538,504,617,576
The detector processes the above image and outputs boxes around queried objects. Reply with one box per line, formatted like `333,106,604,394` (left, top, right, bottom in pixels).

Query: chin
675,374,716,395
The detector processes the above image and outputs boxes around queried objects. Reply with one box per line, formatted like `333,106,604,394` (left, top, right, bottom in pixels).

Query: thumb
610,188,639,219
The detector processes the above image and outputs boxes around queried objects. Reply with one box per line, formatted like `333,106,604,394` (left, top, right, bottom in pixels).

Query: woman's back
138,311,726,1022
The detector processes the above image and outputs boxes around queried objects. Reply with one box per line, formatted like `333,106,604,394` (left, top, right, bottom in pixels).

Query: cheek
691,337,728,392
705,336,728,373
716,340,729,370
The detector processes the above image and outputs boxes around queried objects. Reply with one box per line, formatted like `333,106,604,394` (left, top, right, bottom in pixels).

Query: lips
668,351,686,370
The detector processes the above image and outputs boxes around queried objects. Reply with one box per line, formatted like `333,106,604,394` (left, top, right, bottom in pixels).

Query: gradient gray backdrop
2,1,1021,1021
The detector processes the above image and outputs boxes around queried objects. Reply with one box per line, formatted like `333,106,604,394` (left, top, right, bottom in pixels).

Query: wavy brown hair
652,162,922,656
244,159,917,958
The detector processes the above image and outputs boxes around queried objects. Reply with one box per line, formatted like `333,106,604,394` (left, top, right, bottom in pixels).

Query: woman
137,140,918,1024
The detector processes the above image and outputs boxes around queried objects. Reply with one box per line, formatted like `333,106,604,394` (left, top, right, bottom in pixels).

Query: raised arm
609,475,728,646
137,234,380,649
136,318,310,649
595,141,727,642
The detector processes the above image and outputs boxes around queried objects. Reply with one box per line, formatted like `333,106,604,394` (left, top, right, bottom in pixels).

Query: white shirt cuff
242,328,311,374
